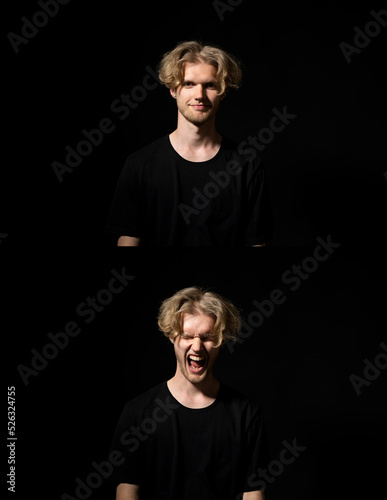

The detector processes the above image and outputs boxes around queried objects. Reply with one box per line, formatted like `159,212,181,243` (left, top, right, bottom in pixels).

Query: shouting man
105,41,273,246
110,287,267,499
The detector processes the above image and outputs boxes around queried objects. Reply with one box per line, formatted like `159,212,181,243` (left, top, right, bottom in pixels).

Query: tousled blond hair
158,41,243,96
158,287,241,348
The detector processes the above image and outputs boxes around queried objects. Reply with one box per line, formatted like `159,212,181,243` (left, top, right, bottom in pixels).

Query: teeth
189,355,205,362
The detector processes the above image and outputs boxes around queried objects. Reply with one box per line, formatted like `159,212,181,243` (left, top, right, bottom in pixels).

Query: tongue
191,360,201,369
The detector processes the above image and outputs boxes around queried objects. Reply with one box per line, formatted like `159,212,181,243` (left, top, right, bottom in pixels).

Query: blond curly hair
158,287,241,348
158,40,243,97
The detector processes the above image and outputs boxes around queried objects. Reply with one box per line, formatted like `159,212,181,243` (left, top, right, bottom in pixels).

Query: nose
192,336,203,351
194,84,205,101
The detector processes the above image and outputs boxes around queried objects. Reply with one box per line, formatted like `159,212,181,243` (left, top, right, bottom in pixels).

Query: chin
190,117,214,127
182,109,217,126
186,372,207,384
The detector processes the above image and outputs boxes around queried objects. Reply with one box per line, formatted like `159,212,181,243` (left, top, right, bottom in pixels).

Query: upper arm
105,158,142,240
117,236,141,246
243,490,265,500
116,483,140,500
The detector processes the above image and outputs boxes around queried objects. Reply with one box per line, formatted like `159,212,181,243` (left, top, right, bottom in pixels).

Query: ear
170,88,177,99
170,337,175,344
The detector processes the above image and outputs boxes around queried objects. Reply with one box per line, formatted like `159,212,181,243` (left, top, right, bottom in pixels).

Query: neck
168,370,220,400
171,112,222,150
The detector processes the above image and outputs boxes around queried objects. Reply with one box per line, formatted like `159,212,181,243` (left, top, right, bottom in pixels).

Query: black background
3,1,387,499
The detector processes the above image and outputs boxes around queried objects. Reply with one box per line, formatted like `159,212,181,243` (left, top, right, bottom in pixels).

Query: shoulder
220,136,264,174
125,135,169,167
116,136,169,182
219,383,262,419
121,381,168,415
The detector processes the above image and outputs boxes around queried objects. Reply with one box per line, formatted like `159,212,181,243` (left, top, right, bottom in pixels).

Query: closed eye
180,333,217,342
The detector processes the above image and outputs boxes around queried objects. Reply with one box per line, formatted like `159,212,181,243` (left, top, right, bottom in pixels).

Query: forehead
182,61,218,82
181,312,215,332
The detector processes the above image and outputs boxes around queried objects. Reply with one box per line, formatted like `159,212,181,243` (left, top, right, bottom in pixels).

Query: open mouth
187,354,206,374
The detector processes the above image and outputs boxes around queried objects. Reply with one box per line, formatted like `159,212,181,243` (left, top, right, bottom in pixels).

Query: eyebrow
181,331,215,336
182,79,217,84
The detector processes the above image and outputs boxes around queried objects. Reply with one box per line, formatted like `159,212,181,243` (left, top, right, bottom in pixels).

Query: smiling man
105,41,273,246
110,287,267,499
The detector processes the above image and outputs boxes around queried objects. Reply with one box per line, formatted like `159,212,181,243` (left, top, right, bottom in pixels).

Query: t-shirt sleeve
243,405,270,492
104,157,142,238
108,402,142,487
244,161,275,246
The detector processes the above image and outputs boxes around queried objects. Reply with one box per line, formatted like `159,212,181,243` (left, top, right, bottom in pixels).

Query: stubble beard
178,103,219,127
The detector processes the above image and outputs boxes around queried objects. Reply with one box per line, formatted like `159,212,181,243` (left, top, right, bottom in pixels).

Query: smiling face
171,61,224,127
171,312,221,385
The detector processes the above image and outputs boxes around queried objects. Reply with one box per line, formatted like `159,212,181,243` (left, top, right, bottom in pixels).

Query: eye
184,82,194,87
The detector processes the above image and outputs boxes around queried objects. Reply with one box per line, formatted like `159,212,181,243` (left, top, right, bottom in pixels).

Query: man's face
171,62,223,127
171,312,221,384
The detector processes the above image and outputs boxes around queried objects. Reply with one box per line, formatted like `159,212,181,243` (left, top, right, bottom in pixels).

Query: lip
190,104,209,109
187,359,206,375
187,350,206,355
187,353,207,361
186,354,207,375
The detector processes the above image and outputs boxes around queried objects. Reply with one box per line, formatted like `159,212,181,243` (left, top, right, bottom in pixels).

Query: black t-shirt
109,381,268,499
105,135,273,246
